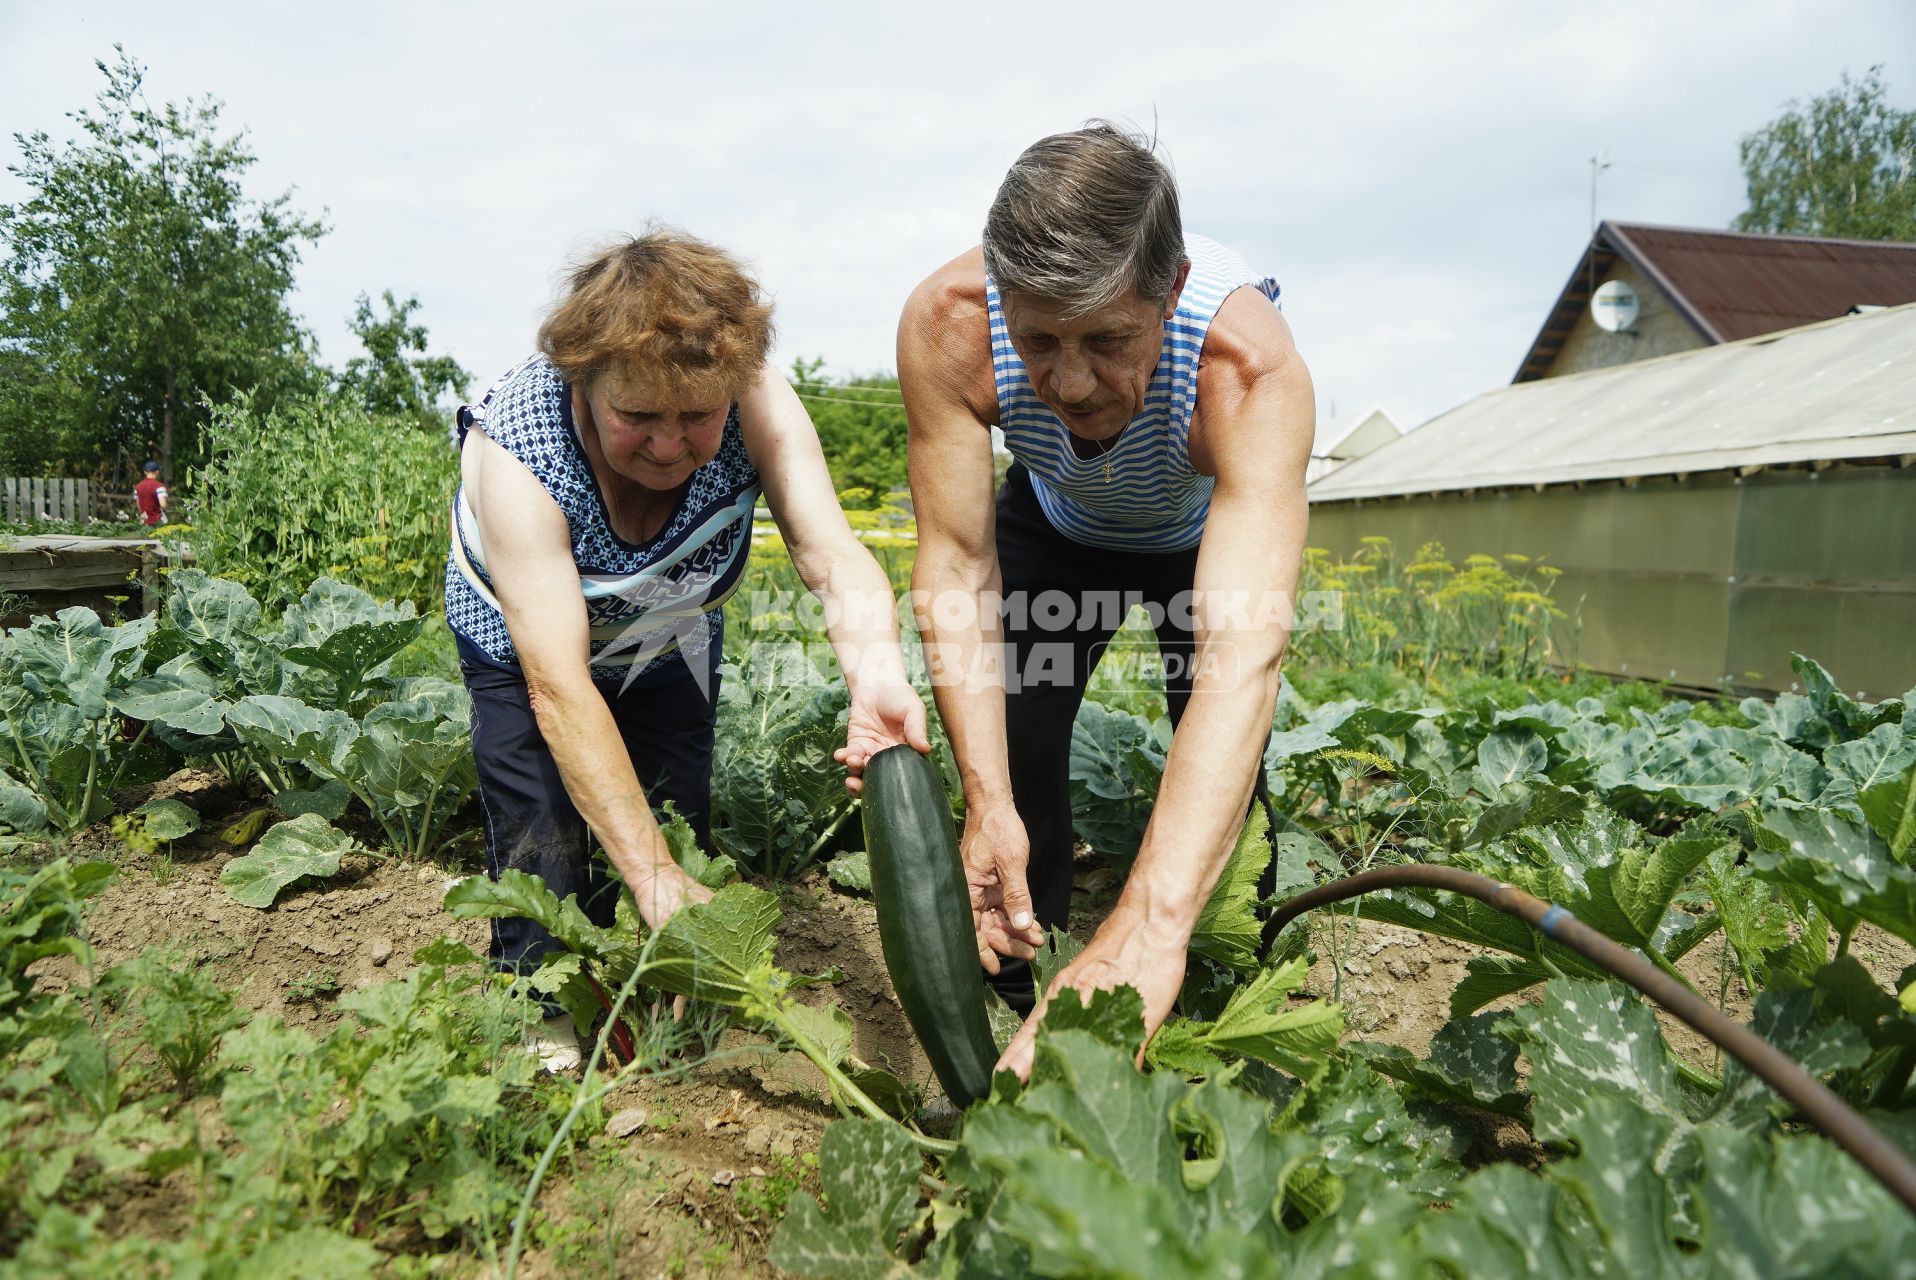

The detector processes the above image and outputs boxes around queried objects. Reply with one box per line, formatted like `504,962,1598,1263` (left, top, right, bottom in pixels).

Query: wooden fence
2,478,92,524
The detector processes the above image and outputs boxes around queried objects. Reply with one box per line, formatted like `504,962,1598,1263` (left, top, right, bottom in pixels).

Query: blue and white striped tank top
444,357,759,687
986,235,1280,552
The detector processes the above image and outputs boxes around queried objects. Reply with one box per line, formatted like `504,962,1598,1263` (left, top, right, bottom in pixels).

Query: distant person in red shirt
133,461,169,526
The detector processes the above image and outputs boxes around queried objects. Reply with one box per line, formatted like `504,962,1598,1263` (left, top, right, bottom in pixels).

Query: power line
790,387,903,403
791,390,907,409
789,379,899,391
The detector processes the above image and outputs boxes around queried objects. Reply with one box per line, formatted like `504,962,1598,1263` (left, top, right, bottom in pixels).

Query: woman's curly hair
538,227,774,404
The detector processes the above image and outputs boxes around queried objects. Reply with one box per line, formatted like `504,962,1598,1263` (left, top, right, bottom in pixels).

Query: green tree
334,290,471,432
788,357,908,506
1734,67,1916,240
0,48,326,479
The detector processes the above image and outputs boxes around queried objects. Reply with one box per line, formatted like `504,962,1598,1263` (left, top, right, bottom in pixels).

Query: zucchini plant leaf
239,1226,382,1280
1278,1057,1465,1201
1029,926,1084,995
1417,1164,1606,1278
1037,985,1146,1057
769,1118,923,1279
1694,1123,1916,1278
1359,1010,1526,1116
641,883,782,1006
1703,988,1871,1131
1177,957,1342,1083
658,803,738,889
1376,813,1725,1013
1507,978,1703,1162
1500,979,1688,1142
1188,805,1272,972
1701,844,1791,989
1544,1092,1693,1278
1753,805,1916,946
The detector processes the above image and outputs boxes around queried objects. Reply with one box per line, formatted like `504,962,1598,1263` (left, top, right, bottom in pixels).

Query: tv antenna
1588,149,1611,298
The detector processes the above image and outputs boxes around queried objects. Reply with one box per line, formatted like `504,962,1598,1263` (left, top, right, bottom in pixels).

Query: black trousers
989,464,1271,1012
458,638,718,1000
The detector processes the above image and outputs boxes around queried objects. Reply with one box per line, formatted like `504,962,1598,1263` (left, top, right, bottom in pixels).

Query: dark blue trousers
990,464,1274,1013
457,638,718,996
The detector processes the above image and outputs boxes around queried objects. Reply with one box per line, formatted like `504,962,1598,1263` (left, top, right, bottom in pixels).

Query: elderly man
898,122,1314,1078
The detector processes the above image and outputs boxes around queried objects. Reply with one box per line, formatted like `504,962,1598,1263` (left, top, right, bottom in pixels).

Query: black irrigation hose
1256,863,1916,1217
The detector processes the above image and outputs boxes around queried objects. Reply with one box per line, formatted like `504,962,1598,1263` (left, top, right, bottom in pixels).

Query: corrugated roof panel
1310,302,1916,503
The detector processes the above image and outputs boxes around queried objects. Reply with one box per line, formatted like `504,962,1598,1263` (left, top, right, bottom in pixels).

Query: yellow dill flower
1320,747,1396,774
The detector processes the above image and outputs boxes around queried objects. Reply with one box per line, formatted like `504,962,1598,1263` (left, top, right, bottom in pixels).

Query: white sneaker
526,1013,582,1074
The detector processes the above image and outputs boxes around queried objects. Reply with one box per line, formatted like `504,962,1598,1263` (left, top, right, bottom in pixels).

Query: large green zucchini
861,744,998,1107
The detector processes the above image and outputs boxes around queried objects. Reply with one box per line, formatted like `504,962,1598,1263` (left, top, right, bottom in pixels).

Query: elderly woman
447,229,925,1067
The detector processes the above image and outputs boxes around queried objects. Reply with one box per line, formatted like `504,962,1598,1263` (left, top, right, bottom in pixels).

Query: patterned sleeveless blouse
986,235,1280,552
444,357,759,687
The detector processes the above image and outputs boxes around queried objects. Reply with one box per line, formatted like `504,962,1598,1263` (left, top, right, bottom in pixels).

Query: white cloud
2,0,1909,430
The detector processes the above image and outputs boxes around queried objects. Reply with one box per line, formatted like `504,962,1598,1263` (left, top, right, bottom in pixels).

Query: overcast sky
2,1,1909,432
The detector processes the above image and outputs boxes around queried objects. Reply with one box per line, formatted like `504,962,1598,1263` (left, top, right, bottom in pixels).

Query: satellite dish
1591,279,1639,333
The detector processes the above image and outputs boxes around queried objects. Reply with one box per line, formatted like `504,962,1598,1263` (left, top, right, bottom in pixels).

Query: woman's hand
835,678,931,794
624,860,713,1020
625,860,714,934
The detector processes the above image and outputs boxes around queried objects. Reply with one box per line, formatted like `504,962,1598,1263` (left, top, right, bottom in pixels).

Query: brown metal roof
1513,222,1916,383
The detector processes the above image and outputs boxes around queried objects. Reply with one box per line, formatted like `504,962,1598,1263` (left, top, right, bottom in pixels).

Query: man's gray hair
982,121,1186,317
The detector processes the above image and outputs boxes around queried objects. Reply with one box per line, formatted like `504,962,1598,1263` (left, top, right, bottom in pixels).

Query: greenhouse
1308,302,1916,696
